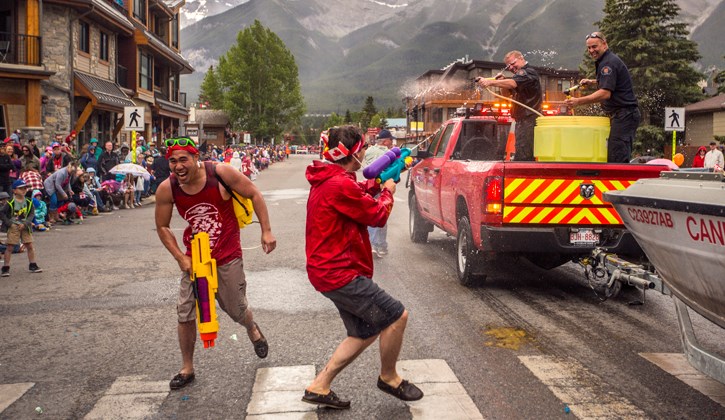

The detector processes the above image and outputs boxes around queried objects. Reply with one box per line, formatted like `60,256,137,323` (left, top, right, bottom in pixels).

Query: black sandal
169,372,195,390
252,322,268,359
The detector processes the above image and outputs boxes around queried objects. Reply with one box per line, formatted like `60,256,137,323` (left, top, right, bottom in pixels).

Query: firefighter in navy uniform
565,31,640,163
477,50,542,161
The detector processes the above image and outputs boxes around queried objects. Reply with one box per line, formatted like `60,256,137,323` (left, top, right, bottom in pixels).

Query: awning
74,71,135,111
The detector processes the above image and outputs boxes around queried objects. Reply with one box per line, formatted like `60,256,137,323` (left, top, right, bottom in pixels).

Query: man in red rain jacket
302,125,423,409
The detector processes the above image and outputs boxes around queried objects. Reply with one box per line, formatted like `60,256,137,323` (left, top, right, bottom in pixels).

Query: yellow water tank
533,116,610,162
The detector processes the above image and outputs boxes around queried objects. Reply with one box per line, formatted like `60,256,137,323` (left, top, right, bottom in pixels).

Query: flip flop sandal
252,322,268,359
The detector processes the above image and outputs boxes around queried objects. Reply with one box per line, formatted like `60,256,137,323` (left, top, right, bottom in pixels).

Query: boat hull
605,175,725,329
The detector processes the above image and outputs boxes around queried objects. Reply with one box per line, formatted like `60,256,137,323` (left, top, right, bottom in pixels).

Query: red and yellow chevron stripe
503,178,634,224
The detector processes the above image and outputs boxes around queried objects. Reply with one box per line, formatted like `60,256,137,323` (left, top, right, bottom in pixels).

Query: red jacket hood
305,160,393,292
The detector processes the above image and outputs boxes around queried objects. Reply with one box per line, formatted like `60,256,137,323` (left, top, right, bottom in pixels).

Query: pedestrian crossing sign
664,107,685,132
123,106,144,131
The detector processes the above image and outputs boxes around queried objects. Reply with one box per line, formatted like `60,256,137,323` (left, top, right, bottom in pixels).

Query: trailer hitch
578,249,668,303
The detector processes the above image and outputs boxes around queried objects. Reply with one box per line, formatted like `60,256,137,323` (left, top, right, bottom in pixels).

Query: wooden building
185,107,230,149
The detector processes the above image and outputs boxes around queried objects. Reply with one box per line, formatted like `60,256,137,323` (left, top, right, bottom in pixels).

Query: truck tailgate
501,163,667,226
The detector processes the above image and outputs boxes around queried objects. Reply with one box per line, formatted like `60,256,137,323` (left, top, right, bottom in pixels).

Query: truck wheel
409,194,431,243
456,216,485,287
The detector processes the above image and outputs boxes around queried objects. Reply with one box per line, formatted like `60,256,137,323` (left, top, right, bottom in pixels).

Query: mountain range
179,0,725,113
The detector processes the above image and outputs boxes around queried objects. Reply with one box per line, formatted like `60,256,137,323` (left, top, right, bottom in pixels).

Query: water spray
474,76,545,118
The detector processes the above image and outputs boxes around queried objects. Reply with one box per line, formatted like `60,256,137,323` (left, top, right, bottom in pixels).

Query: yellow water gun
191,232,219,348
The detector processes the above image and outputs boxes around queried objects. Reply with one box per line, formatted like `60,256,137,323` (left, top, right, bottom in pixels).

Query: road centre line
518,355,647,419
0,383,34,413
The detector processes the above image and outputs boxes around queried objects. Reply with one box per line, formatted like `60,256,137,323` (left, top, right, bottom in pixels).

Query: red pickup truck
407,115,666,286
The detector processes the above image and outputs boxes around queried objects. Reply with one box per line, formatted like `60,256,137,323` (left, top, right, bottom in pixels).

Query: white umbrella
109,163,151,181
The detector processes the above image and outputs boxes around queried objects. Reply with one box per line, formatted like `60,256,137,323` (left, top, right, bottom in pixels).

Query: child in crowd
134,175,144,207
31,190,48,231
121,173,135,209
56,201,83,225
0,180,42,275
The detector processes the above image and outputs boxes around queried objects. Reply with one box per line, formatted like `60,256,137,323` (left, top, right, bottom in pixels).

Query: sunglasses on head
165,137,196,148
586,32,604,41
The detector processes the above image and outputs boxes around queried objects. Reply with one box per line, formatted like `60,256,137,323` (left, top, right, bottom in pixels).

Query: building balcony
0,32,42,66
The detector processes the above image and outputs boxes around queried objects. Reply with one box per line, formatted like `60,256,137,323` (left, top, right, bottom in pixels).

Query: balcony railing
117,64,128,88
0,32,42,66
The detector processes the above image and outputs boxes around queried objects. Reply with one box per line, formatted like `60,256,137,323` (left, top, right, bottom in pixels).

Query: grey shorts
177,257,249,323
322,276,405,339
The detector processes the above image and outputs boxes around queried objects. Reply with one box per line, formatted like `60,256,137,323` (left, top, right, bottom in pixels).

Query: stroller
100,180,124,210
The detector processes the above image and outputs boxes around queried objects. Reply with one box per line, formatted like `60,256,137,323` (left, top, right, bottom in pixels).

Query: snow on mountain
180,0,250,28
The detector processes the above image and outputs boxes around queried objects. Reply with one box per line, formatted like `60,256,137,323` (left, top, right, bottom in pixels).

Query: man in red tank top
155,137,277,390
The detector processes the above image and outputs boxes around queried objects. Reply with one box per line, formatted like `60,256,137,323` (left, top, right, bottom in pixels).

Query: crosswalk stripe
518,356,647,419
246,365,318,419
640,353,725,407
0,383,34,412
84,376,168,419
398,359,484,420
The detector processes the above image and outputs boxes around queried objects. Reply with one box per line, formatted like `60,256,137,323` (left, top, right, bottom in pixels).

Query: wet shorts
322,276,405,339
177,257,248,323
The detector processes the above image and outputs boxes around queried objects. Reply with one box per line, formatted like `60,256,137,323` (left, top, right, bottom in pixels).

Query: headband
321,132,365,162
166,145,199,159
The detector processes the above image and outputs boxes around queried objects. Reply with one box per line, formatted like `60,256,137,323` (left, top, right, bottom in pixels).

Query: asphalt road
0,154,723,419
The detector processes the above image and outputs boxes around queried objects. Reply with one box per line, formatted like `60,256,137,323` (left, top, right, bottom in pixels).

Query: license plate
570,229,599,245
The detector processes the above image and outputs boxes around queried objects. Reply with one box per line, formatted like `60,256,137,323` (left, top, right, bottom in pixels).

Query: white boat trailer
583,248,725,384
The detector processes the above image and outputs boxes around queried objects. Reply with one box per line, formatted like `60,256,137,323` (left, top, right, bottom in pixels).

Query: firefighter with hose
476,50,542,161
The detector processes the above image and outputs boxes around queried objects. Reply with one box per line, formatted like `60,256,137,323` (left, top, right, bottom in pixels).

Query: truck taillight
483,176,503,214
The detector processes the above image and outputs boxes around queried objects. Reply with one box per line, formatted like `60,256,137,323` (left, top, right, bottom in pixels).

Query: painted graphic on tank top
184,202,223,248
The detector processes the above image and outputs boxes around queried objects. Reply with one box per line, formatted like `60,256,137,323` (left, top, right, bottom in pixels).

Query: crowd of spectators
0,130,293,266
1,132,292,231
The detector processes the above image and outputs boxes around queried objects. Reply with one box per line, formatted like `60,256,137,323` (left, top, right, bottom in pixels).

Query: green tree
370,114,382,129
216,20,305,142
325,113,344,129
591,0,703,129
359,96,377,130
198,65,223,109
344,109,352,124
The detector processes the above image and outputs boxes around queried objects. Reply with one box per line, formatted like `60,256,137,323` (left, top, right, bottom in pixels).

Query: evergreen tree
716,58,725,94
344,109,352,124
216,20,305,142
198,65,223,109
593,0,703,127
360,96,377,130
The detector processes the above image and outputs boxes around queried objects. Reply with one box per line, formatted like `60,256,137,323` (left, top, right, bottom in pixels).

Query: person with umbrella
155,137,277,390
